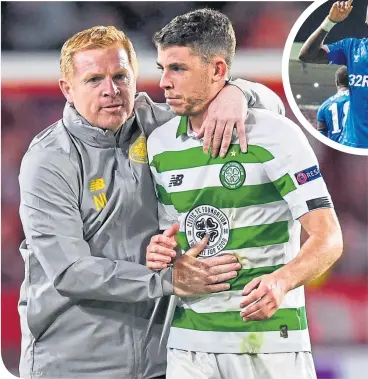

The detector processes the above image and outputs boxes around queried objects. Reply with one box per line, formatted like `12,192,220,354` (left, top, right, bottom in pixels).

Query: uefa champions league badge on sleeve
294,165,321,185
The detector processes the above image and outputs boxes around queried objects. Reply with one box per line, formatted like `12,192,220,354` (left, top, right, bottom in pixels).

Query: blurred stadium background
290,0,368,139
1,1,367,378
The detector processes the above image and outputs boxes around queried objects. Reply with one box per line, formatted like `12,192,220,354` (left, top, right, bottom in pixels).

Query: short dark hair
335,66,348,87
153,8,236,71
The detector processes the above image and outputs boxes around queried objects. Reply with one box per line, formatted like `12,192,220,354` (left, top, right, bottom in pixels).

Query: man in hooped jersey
317,66,350,142
17,24,290,379
299,0,368,148
145,8,343,379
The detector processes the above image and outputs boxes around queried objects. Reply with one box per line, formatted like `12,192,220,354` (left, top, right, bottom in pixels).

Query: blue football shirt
326,38,368,148
317,90,350,142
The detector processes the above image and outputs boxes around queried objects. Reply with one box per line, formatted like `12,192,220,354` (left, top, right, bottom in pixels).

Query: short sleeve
261,119,333,220
324,38,351,65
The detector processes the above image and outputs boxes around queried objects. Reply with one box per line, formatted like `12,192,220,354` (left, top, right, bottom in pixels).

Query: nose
159,70,173,90
102,78,120,97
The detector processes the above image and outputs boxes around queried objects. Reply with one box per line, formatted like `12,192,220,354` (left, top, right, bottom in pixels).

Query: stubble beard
175,95,207,117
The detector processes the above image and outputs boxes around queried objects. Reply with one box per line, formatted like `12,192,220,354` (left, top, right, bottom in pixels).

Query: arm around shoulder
228,78,285,115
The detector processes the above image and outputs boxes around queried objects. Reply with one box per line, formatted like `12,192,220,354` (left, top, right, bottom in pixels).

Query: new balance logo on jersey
280,325,288,339
349,74,368,87
169,174,184,187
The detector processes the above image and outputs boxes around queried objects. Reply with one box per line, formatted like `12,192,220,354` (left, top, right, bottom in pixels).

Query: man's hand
239,274,288,322
198,85,248,158
146,224,179,271
328,0,353,23
173,238,241,297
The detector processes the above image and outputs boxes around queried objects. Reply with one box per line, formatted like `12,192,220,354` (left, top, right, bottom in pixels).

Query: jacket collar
62,103,135,148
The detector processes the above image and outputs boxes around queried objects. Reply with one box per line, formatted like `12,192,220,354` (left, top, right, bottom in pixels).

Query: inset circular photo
283,0,368,155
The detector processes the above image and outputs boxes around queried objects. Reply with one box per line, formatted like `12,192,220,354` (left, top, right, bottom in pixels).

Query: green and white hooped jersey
147,109,333,354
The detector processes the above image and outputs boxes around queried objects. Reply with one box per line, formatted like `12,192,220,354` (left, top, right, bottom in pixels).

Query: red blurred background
1,2,367,378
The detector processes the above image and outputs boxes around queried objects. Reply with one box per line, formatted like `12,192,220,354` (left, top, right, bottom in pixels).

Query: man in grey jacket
18,25,284,379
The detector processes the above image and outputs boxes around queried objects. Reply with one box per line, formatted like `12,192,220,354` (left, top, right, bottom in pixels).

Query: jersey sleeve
261,117,333,220
324,38,351,65
147,135,180,231
229,79,286,116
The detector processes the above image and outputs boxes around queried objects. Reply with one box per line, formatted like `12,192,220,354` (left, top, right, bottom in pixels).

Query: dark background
1,1,310,51
295,0,367,42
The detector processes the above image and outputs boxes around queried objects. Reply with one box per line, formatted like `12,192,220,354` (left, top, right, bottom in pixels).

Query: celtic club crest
219,161,246,190
129,136,148,163
185,205,230,257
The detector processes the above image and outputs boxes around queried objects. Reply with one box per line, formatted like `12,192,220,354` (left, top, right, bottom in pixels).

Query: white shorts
166,348,317,379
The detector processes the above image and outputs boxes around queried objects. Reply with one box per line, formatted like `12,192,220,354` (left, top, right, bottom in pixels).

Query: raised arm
299,28,330,64
299,0,353,64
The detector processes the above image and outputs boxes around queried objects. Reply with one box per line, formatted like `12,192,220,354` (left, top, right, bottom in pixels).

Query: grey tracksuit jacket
18,82,284,379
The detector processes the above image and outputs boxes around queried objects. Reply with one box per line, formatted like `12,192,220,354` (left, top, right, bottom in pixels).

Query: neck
189,113,206,134
337,86,348,93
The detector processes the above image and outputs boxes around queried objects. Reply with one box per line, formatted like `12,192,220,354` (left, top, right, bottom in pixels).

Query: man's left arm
137,78,284,157
228,78,285,116
239,116,343,321
198,79,285,157
240,208,342,321
298,1,353,64
272,208,342,290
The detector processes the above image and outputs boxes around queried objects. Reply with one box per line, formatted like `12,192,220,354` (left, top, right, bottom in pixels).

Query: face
59,47,136,131
157,45,214,116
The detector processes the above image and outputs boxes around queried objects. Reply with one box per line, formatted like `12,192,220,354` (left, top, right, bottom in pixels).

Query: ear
59,78,74,103
212,57,227,83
